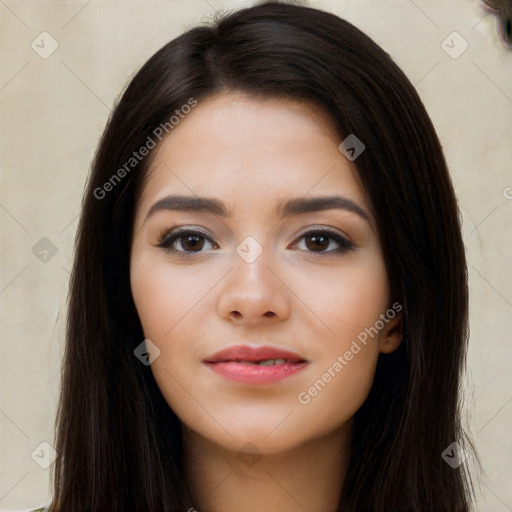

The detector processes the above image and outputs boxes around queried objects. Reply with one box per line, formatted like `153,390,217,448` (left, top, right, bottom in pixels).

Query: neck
182,421,352,512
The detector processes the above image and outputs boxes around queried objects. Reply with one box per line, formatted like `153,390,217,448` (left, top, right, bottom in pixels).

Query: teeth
258,358,286,366
234,358,290,366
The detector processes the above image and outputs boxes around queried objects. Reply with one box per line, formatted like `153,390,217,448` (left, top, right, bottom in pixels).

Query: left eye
291,229,354,254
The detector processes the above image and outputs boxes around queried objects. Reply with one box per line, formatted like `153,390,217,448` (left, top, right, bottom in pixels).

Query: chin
182,405,345,457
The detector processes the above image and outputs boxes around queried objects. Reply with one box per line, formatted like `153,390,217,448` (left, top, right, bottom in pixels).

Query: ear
378,311,403,354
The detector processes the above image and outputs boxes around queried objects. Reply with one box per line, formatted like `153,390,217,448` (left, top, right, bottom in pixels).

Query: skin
130,91,403,512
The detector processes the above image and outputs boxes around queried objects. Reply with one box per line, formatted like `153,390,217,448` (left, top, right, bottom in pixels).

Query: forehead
136,91,369,218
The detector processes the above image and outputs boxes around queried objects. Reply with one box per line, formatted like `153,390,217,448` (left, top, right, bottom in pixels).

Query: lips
203,345,309,385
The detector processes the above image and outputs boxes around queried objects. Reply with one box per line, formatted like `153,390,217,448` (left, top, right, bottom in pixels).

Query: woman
46,1,478,510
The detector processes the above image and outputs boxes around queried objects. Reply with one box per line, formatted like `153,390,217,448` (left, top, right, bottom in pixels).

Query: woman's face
130,91,402,455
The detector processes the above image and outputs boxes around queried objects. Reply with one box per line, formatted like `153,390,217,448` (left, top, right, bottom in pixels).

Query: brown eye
157,229,217,254
304,232,330,252
178,233,206,252
293,229,354,255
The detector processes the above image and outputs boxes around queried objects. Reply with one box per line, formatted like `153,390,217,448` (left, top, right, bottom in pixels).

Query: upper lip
204,344,307,363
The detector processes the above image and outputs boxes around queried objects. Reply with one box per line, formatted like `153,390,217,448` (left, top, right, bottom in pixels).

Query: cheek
294,345,379,438
291,250,390,347
130,262,173,339
130,255,217,340
130,256,209,420
290,253,389,424
332,263,389,341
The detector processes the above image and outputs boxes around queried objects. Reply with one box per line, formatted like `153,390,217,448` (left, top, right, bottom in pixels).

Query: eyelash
156,226,355,256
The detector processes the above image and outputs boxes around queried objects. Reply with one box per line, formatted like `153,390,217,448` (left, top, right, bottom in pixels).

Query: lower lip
204,361,308,384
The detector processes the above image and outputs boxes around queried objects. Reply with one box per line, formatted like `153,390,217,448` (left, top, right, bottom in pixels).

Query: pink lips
203,345,309,385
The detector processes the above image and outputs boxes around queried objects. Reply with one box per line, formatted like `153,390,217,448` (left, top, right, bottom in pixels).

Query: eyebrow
144,194,375,227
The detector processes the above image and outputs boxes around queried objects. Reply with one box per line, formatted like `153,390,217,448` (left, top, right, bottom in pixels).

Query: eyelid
293,225,352,243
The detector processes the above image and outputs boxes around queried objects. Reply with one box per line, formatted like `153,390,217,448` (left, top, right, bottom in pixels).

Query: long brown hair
482,0,512,47
50,2,478,510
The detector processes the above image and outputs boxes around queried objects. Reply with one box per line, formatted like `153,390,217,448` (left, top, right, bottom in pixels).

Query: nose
216,244,291,326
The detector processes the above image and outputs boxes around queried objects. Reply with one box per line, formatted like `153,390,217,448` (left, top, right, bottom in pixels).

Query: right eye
157,228,219,254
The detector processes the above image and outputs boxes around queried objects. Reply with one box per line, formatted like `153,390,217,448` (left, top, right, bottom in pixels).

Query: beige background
1,0,511,510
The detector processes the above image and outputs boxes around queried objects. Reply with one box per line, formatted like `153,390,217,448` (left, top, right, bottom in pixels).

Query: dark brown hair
482,0,512,47
50,2,478,510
